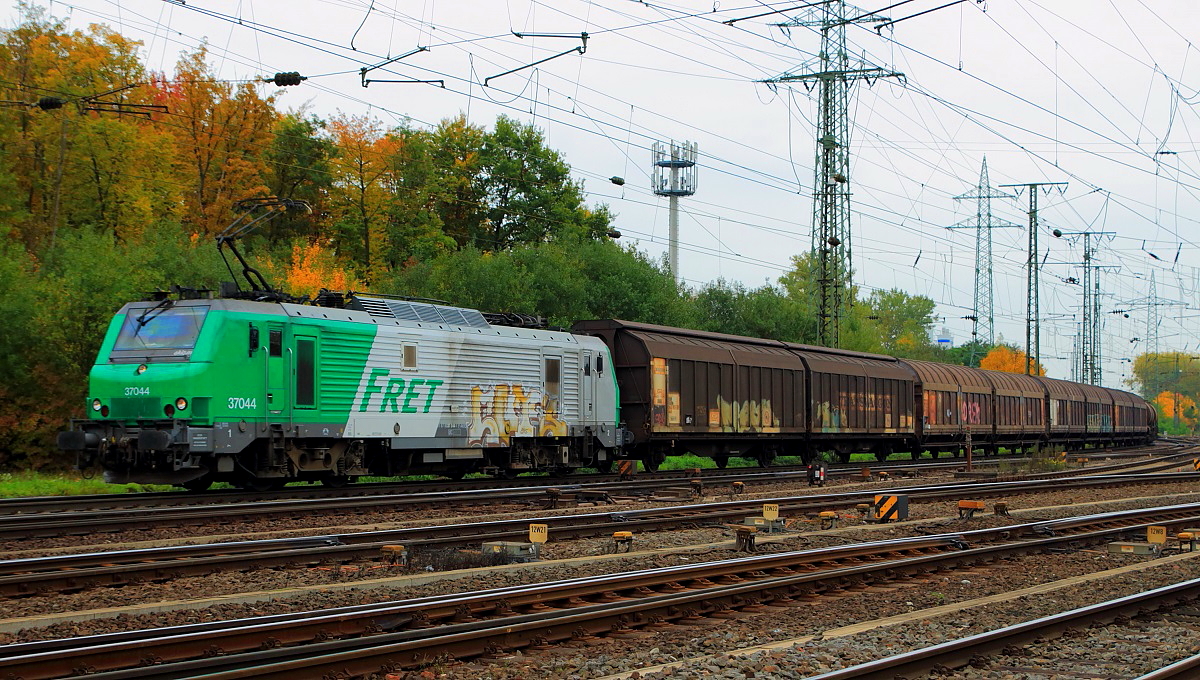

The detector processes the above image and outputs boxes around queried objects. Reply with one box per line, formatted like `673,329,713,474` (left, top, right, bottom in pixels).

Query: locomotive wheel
321,475,351,488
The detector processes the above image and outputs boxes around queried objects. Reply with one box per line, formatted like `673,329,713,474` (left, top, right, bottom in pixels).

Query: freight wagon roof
1077,383,1114,403
572,320,898,362
1037,375,1089,401
899,359,992,392
1106,388,1138,407
982,370,1046,395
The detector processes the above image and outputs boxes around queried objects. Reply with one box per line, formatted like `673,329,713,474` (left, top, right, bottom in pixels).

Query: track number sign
763,504,780,520
1147,526,1168,544
529,524,549,544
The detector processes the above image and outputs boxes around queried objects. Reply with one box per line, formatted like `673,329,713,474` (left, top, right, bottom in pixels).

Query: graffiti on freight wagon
466,383,568,446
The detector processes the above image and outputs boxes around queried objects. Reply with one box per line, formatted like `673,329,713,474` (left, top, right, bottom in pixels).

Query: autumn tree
1,5,175,247
1154,391,1197,434
155,45,276,236
325,112,399,279
980,345,1045,376
282,242,357,298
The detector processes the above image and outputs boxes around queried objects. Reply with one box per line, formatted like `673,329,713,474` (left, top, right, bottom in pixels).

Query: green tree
264,112,334,243
691,279,811,342
479,116,612,248
858,288,937,357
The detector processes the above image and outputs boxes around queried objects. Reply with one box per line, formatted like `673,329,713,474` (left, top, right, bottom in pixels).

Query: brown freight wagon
900,359,995,456
571,320,916,467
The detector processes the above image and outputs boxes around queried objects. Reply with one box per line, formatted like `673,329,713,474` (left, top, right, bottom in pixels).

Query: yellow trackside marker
763,503,780,520
529,524,549,544
1193,458,1200,471
1147,525,1168,544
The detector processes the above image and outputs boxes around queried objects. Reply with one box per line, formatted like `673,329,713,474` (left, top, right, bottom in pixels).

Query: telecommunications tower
651,140,698,284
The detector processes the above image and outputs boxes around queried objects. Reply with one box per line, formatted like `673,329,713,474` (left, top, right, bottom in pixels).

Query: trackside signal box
873,494,909,523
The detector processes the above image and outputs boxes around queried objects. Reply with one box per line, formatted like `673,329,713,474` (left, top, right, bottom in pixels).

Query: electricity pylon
948,157,1018,355
999,181,1068,374
763,1,901,348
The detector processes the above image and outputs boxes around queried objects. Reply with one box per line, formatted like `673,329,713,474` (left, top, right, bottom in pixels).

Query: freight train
59,289,1157,490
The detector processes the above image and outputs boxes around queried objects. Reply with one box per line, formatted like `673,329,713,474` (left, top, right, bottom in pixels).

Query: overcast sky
20,0,1200,385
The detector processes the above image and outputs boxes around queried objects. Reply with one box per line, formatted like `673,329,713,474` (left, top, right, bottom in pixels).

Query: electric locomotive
58,291,622,490
58,199,623,489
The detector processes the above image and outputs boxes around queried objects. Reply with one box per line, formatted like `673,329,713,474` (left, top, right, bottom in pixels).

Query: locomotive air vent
349,296,490,328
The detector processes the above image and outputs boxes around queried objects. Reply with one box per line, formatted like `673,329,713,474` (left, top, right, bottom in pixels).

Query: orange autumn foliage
1154,391,1197,429
979,346,1045,376
285,242,356,297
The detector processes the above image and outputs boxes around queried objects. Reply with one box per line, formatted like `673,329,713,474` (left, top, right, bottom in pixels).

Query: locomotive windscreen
112,305,209,352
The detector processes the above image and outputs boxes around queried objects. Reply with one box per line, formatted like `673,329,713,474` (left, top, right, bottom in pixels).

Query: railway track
3,502,1197,679
3,471,1198,598
2,446,1192,545
1,442,1179,517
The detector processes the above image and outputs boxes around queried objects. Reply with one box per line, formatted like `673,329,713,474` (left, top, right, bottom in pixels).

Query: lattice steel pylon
948,157,1018,352
762,1,901,348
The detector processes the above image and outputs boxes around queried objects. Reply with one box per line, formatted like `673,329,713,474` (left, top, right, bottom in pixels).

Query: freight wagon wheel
713,456,729,469
321,475,351,488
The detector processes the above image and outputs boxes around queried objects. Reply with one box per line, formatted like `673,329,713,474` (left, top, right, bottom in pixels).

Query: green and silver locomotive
59,292,622,490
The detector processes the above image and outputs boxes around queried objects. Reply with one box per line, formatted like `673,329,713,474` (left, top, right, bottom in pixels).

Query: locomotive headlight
136,364,147,375
91,398,102,411
175,397,188,411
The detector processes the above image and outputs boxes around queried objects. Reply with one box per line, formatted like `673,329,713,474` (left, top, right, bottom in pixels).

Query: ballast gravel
401,555,1200,679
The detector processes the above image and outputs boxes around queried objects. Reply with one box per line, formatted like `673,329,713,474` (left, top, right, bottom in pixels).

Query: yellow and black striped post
873,494,909,523
1192,458,1200,472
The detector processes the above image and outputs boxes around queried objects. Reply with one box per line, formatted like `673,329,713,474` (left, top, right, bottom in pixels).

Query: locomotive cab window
113,305,209,353
269,329,283,357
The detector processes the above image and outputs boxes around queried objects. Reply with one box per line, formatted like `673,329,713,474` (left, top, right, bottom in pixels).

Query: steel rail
1135,652,1200,679
804,577,1200,679
3,473,1198,597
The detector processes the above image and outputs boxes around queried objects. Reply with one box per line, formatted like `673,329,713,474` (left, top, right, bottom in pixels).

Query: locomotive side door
581,349,596,425
265,323,289,421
